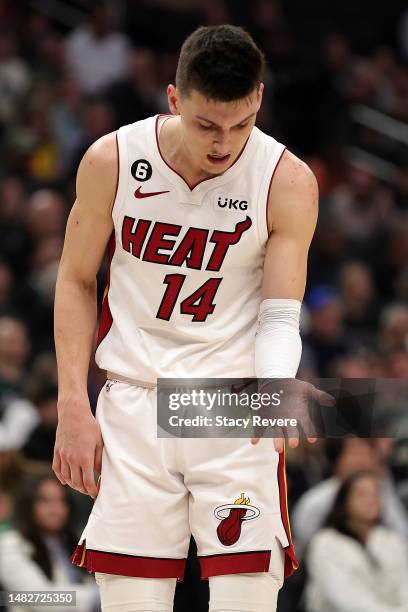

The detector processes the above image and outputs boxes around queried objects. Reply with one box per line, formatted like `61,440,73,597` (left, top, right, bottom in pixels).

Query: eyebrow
195,112,256,128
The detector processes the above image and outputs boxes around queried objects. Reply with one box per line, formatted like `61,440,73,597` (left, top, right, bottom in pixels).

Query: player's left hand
250,378,335,452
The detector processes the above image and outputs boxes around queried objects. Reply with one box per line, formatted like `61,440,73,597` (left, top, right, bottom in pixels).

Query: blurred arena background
0,1,407,610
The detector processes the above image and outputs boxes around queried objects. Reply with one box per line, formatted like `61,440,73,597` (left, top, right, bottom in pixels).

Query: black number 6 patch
131,159,153,182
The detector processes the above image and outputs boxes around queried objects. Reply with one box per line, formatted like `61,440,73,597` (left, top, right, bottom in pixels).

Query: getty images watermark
157,378,408,439
166,386,296,431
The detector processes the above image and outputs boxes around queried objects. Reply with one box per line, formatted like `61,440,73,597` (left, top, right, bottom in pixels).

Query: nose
213,130,231,155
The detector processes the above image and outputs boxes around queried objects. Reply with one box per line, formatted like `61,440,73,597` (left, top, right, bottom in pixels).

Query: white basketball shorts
71,376,298,581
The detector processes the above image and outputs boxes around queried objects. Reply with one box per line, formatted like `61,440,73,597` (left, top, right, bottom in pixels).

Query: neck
159,116,215,186
345,518,372,543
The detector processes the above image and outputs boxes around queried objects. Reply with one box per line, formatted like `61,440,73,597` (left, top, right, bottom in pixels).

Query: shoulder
370,525,404,549
275,149,317,190
369,526,408,570
267,148,318,232
269,148,318,204
307,528,337,562
76,132,118,212
308,528,361,560
78,131,118,178
308,527,337,548
0,530,32,555
295,478,339,512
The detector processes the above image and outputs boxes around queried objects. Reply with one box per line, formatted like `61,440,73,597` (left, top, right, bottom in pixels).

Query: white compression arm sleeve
254,298,302,379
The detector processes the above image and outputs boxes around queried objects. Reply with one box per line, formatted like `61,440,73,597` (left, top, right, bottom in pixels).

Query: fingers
298,410,318,440
94,442,103,476
53,448,98,498
69,464,88,495
274,437,285,453
82,465,98,499
63,460,97,498
251,436,285,452
252,433,316,450
52,451,66,485
251,418,268,442
251,424,286,452
60,456,72,484
288,437,299,449
312,387,336,407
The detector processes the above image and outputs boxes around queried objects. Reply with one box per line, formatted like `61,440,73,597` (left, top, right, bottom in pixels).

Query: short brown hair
176,25,265,101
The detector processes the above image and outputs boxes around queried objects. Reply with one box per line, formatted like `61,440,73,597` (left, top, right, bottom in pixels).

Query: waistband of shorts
106,372,157,389
106,372,258,391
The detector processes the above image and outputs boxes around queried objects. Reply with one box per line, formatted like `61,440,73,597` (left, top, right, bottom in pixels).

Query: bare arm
53,132,117,498
252,151,319,451
264,149,318,299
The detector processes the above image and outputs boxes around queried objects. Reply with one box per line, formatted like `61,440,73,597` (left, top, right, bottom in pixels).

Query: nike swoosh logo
134,187,170,199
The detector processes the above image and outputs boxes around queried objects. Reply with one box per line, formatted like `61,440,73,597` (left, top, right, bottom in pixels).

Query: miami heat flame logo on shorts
214,493,260,546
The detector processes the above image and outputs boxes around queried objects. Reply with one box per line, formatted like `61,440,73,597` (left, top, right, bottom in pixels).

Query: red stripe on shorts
277,445,299,578
199,550,271,579
71,541,186,581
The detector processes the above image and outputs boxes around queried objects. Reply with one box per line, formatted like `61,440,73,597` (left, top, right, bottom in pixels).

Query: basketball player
53,25,322,612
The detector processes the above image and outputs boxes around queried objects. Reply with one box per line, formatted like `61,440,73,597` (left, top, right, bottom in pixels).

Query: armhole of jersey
111,125,129,223
257,142,286,245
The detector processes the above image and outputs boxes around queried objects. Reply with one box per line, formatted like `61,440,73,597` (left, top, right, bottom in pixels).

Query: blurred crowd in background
0,0,408,610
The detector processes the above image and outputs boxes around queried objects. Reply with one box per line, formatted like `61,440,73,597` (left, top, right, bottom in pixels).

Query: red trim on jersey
199,550,271,579
109,131,120,216
154,114,251,192
277,445,299,578
71,541,186,581
96,232,116,348
265,146,286,237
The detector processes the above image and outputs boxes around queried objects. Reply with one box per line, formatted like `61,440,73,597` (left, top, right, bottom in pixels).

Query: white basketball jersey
95,115,285,383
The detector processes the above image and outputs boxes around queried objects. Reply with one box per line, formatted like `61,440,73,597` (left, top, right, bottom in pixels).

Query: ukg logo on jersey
215,195,250,213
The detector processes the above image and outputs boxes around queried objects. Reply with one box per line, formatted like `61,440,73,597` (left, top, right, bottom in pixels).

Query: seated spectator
0,316,30,399
22,385,58,463
379,303,408,354
0,394,39,451
302,285,357,376
0,352,58,453
0,176,31,278
305,470,408,612
104,47,162,128
337,260,381,346
292,438,408,557
65,5,130,94
0,448,24,494
327,351,381,378
26,189,66,243
0,474,99,611
0,486,12,533
0,31,31,125
326,163,396,251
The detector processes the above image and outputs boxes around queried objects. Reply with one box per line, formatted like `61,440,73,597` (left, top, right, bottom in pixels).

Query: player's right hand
53,397,104,499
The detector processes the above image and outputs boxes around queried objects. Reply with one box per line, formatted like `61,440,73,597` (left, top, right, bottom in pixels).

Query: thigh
72,381,190,580
184,437,295,579
95,572,177,612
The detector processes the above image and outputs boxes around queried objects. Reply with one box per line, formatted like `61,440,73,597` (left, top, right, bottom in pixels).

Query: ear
167,84,180,115
257,83,264,109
